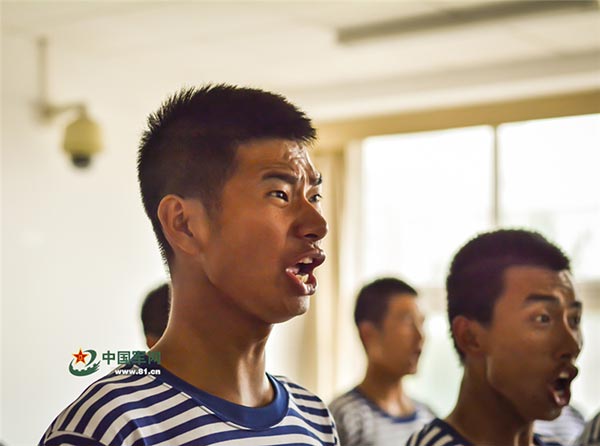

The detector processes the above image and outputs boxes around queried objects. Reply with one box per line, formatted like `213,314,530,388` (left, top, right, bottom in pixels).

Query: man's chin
270,296,310,323
535,406,563,421
289,295,310,316
521,401,563,423
390,365,416,379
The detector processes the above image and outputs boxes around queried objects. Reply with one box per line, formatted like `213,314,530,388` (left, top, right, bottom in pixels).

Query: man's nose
296,200,328,242
555,318,582,361
415,321,425,343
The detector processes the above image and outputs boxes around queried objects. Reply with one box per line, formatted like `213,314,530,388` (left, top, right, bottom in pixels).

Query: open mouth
289,257,314,284
285,251,326,294
549,367,577,407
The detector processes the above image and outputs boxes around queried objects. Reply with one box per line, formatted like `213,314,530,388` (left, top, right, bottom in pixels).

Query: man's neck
151,277,274,407
358,365,413,417
445,369,535,446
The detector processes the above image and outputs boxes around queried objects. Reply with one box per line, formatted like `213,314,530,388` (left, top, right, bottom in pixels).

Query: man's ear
358,321,381,354
157,195,211,257
451,315,488,360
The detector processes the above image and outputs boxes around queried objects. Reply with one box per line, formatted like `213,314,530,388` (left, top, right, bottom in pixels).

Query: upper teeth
299,257,312,264
559,371,569,379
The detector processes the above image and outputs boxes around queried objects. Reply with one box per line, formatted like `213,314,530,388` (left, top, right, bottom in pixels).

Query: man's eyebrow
261,171,323,187
523,294,582,309
261,172,299,185
310,173,323,187
570,301,583,310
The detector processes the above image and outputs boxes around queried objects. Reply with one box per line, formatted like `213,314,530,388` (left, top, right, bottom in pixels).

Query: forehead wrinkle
261,171,299,185
260,161,321,187
237,139,321,188
283,141,319,171
293,157,321,187
308,171,322,187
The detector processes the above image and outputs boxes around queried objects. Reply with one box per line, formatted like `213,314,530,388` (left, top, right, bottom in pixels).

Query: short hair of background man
137,84,317,265
446,228,571,362
354,277,418,330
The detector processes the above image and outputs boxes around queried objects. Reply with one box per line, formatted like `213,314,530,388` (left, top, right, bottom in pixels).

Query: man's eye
568,314,581,329
309,193,323,203
398,315,414,325
269,191,289,201
534,314,551,324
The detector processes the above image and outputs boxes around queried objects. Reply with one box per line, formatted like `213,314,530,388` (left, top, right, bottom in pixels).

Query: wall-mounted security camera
38,102,103,169
36,37,103,169
62,109,102,168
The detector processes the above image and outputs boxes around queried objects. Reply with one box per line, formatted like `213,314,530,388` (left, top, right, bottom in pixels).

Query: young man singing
40,85,337,446
407,229,582,446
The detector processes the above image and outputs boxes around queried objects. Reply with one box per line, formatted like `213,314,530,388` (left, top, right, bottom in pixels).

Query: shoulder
534,405,586,444
411,399,437,420
326,389,369,446
405,418,471,446
272,376,339,445
39,431,110,446
327,389,371,438
275,375,333,418
39,365,178,445
329,389,365,417
275,375,325,405
534,433,566,446
578,411,600,446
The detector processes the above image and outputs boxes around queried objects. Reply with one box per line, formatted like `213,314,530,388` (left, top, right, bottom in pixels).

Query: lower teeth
296,274,309,284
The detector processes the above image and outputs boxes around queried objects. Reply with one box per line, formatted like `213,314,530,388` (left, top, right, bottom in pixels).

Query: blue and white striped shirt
578,411,600,446
39,363,338,446
329,387,435,446
534,405,585,446
406,418,564,446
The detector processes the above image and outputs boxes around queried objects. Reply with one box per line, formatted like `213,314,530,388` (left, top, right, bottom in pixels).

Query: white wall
1,35,168,446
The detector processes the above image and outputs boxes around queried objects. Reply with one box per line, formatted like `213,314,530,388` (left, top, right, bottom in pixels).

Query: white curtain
305,143,367,401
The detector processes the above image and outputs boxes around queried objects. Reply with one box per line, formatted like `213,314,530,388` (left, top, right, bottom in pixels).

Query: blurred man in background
330,277,435,446
140,283,170,349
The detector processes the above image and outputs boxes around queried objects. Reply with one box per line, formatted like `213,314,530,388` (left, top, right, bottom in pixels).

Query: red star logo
72,348,89,364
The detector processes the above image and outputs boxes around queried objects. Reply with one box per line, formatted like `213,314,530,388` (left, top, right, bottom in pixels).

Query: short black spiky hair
137,84,316,263
446,228,570,362
141,283,170,338
354,277,418,329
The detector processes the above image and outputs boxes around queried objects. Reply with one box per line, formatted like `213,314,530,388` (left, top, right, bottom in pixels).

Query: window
362,126,493,287
499,114,600,281
360,113,600,416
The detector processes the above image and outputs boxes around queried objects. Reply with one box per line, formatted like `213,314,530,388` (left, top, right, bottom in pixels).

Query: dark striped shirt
39,364,338,446
406,418,564,446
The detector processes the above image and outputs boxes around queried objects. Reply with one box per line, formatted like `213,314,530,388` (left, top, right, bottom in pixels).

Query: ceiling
2,0,600,121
